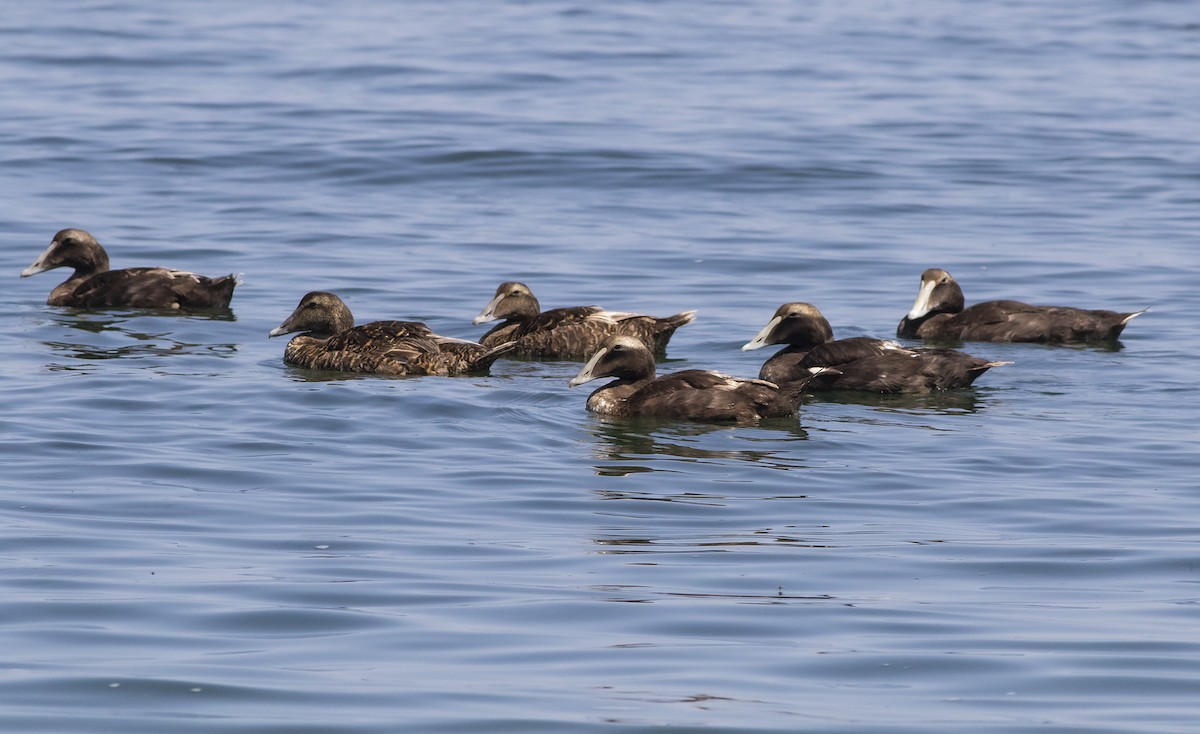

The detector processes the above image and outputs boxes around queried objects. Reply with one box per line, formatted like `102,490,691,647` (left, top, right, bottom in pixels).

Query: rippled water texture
1,1,1198,732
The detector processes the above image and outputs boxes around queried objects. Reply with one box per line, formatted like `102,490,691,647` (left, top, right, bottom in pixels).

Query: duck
568,335,825,424
743,302,1007,393
20,228,239,309
897,268,1146,343
473,281,696,361
269,291,514,376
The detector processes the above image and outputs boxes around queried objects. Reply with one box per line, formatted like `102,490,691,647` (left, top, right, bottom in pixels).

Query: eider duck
898,268,1146,343
21,228,238,309
269,291,514,376
743,302,1007,393
473,281,696,361
569,335,824,424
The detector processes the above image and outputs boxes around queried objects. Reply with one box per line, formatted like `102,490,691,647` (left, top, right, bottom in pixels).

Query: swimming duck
743,302,1007,393
473,281,696,361
897,268,1145,343
269,291,514,376
569,335,823,423
21,228,238,309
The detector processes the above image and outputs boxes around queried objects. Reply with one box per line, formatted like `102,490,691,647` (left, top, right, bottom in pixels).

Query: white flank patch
591,310,638,324
435,334,478,345
716,376,741,390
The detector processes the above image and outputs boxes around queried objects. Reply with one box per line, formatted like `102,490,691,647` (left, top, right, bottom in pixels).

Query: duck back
282,327,451,376
899,269,1144,343
475,282,695,360
909,301,1142,343
482,307,695,361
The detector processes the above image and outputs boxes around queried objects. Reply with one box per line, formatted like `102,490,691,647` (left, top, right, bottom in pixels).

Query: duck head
742,302,834,351
897,268,965,337
269,291,355,338
22,228,110,278
569,335,656,387
473,281,541,324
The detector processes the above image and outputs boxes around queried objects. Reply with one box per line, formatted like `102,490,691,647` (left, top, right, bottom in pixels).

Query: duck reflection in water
583,415,810,477
807,387,991,416
38,310,239,363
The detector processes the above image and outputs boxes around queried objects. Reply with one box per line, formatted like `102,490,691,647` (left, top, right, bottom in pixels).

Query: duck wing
626,370,786,422
515,306,604,334
954,299,1143,342
800,337,907,368
321,321,450,375
322,320,435,351
499,307,641,360
70,267,237,309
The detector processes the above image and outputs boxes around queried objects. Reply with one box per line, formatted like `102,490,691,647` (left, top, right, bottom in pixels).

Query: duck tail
662,309,697,329
192,272,240,308
1106,307,1149,340
1121,307,1149,325
779,366,841,407
667,307,696,326
470,340,518,371
651,309,696,352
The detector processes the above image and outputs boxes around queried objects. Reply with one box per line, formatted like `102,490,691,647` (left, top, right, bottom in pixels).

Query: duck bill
568,347,608,388
268,310,300,338
20,242,56,277
905,278,938,320
472,293,504,325
741,316,781,351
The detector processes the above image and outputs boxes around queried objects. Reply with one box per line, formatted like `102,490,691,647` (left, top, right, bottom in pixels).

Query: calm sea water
2,1,1198,732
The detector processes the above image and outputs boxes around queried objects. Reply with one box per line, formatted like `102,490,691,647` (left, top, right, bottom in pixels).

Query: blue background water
2,1,1198,732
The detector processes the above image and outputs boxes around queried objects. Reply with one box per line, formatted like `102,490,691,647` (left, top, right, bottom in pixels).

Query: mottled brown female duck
270,291,514,376
473,281,696,361
569,335,823,424
743,302,1007,393
21,229,238,309
897,268,1145,343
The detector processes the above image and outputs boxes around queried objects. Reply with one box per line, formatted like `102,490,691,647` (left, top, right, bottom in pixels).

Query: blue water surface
1,1,1198,732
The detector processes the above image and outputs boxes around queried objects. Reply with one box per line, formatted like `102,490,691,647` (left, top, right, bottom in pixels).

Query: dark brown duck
568,335,822,424
897,268,1145,343
21,228,238,309
270,291,514,376
744,302,1007,393
473,281,696,361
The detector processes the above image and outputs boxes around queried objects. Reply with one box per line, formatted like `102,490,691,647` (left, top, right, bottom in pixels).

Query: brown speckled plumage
473,281,695,361
21,229,238,309
270,291,513,376
744,302,1006,393
897,268,1145,343
569,335,814,424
